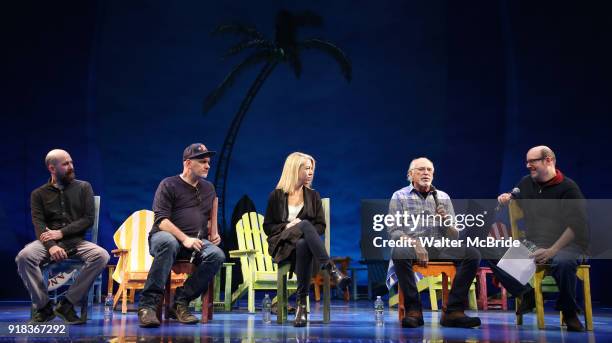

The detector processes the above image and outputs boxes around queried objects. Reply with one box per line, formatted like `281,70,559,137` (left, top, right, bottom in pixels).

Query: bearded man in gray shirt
16,149,109,324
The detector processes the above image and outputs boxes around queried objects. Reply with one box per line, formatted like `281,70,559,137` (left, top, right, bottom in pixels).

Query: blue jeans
549,247,582,311
139,231,225,310
488,244,583,312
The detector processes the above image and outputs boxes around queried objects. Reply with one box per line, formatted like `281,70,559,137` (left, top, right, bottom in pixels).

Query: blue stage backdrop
3,1,612,303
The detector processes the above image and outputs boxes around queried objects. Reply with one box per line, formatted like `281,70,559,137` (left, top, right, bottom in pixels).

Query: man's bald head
45,149,75,184
45,149,70,167
527,145,556,164
526,145,557,182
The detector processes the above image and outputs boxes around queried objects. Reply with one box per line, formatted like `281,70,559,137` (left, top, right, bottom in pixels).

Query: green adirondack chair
229,198,331,323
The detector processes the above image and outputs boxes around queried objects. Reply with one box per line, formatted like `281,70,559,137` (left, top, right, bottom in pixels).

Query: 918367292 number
1,323,68,337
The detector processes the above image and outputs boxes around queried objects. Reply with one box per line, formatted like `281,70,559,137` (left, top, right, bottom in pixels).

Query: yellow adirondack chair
110,210,235,314
229,198,331,321
111,210,190,313
509,201,593,330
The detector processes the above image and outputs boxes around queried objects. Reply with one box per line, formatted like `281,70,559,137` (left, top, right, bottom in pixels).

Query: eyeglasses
526,157,546,165
412,167,434,173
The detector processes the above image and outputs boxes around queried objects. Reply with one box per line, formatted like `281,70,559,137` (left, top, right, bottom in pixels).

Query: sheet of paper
496,243,536,285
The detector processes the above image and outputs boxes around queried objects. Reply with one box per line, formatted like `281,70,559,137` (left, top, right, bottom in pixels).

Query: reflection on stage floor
0,299,610,342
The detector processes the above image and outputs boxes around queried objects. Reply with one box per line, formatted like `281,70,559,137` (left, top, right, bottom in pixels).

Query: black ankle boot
326,262,352,291
294,297,308,327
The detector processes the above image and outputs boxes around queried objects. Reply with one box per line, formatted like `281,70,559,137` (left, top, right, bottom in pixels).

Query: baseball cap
183,143,216,160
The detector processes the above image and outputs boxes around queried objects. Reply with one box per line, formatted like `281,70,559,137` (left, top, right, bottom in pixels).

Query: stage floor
1,300,611,342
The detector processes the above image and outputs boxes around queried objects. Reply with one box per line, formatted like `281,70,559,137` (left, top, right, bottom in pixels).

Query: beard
414,180,431,189
59,170,75,184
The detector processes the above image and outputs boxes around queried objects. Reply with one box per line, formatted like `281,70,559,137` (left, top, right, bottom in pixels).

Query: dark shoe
138,307,161,328
401,310,424,328
271,302,296,314
54,298,83,325
440,311,481,328
169,302,198,324
327,263,352,291
31,301,55,323
293,298,308,327
516,289,535,315
563,310,585,332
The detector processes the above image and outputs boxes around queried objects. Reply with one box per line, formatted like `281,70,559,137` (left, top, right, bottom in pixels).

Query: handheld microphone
510,187,521,198
189,230,205,264
430,185,440,209
496,187,521,211
430,186,449,233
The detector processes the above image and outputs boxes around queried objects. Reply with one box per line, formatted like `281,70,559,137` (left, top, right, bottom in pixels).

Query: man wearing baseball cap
138,143,225,327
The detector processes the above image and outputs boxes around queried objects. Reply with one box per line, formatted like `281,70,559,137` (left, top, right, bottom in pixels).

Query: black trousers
392,245,481,312
294,220,331,298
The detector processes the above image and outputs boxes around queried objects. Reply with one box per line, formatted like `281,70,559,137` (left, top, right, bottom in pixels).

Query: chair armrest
111,248,129,257
229,249,257,258
223,262,236,273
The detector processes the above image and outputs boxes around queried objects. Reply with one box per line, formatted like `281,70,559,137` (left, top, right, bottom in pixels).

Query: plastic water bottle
104,293,113,321
262,294,272,324
374,296,384,326
522,239,538,254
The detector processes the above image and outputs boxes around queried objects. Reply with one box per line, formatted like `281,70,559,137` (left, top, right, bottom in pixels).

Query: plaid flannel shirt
387,184,455,240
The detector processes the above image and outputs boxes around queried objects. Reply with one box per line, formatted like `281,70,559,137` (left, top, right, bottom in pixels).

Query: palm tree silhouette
204,9,352,232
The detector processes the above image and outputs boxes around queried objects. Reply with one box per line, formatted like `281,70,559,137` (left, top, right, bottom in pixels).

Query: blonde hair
276,152,316,193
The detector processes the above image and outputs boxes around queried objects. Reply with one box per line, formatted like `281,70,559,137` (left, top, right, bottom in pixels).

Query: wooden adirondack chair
229,198,331,323
111,209,234,315
389,270,477,311
509,201,593,330
111,210,187,313
229,211,286,313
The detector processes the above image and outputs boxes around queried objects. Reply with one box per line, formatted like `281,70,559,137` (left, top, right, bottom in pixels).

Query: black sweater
30,180,95,251
263,187,326,263
150,175,215,238
516,174,589,251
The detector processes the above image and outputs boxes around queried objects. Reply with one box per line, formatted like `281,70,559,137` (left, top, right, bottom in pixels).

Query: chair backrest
236,212,275,277
44,196,101,293
112,210,155,282
83,196,101,244
234,198,331,277
508,200,525,239
322,198,330,255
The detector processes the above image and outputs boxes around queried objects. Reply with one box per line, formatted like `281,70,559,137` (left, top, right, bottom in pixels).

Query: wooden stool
398,262,455,321
158,260,214,323
476,267,507,310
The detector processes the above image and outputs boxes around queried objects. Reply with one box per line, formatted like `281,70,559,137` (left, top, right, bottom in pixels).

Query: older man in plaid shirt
388,157,481,328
